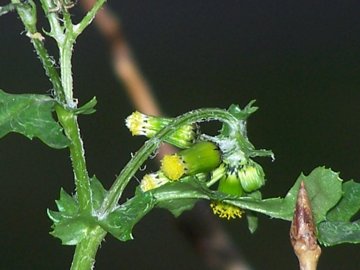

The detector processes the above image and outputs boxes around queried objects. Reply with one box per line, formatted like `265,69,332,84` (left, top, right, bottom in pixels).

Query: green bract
238,161,265,192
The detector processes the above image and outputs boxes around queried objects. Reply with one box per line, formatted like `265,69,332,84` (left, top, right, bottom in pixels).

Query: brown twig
79,1,250,269
290,181,322,270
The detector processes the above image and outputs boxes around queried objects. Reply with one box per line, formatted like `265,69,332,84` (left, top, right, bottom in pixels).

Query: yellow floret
140,172,169,192
160,154,186,181
125,111,146,136
210,201,244,220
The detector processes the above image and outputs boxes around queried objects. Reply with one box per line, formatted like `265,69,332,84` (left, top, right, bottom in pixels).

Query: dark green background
1,1,359,269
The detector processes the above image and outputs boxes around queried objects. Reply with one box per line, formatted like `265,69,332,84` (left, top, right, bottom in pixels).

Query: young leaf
48,188,95,245
55,188,78,215
90,176,107,210
73,97,97,115
0,90,69,148
98,192,156,241
284,167,343,223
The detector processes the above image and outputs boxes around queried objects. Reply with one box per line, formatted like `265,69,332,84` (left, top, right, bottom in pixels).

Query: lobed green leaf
0,89,68,148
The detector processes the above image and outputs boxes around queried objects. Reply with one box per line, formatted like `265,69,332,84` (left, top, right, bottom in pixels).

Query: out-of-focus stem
290,181,321,270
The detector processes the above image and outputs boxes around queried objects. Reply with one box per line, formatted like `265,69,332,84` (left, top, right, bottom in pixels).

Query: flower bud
160,141,221,180
125,111,197,148
140,171,170,192
237,161,265,192
210,167,244,220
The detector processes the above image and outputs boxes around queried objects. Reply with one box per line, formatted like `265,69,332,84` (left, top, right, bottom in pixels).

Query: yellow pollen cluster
210,201,244,220
161,154,186,181
126,111,146,136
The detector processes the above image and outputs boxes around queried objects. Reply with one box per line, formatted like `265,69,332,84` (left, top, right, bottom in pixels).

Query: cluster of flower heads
125,111,266,220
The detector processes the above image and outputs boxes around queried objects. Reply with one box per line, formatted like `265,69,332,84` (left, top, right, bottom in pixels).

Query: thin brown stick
79,1,250,269
290,181,322,270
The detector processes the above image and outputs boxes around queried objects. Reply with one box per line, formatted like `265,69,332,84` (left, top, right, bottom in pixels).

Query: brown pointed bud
290,181,321,270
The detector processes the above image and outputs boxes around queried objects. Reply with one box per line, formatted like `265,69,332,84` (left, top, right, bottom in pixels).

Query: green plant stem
12,0,65,102
73,0,107,37
100,108,240,215
70,226,107,270
39,0,65,41
56,105,92,213
59,37,76,107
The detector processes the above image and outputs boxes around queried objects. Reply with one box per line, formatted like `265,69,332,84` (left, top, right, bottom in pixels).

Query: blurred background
1,1,360,269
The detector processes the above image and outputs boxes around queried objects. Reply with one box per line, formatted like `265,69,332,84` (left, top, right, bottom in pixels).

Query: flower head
210,201,244,220
125,111,197,148
210,166,244,219
160,141,221,180
140,171,170,192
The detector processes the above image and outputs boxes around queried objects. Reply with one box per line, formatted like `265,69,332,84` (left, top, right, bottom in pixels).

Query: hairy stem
70,226,107,270
59,38,76,107
56,106,92,213
12,0,65,102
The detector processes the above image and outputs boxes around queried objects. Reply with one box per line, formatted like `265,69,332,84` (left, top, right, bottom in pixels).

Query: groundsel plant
1,1,360,270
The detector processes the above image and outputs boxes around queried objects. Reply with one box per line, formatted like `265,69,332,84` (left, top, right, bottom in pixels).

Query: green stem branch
74,0,107,37
12,0,65,102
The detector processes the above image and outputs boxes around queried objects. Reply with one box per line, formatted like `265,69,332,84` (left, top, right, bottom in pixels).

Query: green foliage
318,180,360,246
48,177,106,245
0,89,68,148
48,188,89,245
225,167,342,222
326,180,360,222
155,176,208,217
90,176,107,210
73,97,97,115
98,191,156,241
318,220,360,246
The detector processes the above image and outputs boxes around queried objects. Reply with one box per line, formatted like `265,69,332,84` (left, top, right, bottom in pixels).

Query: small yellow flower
160,154,186,181
210,201,244,220
140,171,170,192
